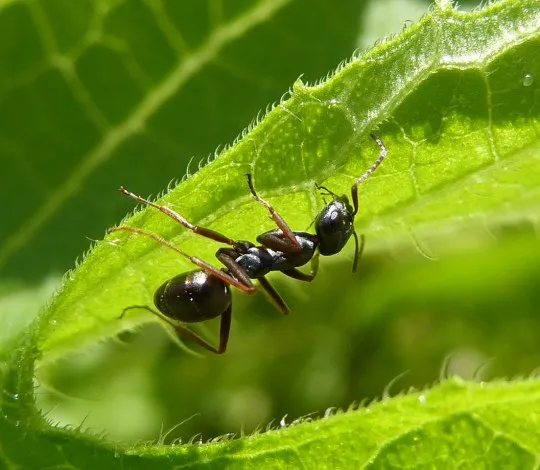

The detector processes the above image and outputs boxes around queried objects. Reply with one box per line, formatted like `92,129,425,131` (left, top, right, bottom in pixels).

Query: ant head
315,183,339,201
314,194,355,256
312,134,388,265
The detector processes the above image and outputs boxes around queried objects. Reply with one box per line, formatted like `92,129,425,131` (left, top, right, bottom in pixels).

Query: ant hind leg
118,304,231,354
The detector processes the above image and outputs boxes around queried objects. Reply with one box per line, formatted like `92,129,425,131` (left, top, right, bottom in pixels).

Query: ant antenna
315,183,339,199
351,133,387,216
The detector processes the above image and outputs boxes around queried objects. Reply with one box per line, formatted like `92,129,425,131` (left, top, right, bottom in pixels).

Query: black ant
111,133,387,354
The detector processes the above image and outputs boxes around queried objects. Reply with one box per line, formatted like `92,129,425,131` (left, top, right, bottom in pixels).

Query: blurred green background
36,230,540,443
2,0,538,445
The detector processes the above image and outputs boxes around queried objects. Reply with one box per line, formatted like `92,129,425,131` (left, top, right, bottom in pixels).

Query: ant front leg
246,174,301,252
351,232,365,273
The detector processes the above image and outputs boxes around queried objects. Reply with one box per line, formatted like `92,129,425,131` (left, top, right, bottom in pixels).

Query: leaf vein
0,0,292,270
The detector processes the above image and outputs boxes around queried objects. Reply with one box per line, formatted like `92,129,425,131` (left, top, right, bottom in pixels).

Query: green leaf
34,0,540,358
1,0,540,468
3,374,540,467
0,0,364,282
33,230,540,448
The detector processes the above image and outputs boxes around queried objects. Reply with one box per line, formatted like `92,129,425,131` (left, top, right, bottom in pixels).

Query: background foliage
1,0,539,467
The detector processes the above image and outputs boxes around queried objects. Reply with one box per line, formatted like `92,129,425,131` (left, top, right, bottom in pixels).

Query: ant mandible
111,133,387,354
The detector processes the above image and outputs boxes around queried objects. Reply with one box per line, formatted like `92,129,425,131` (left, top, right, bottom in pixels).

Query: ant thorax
235,231,318,279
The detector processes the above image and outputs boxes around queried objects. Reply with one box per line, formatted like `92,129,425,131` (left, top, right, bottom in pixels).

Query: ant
111,133,387,354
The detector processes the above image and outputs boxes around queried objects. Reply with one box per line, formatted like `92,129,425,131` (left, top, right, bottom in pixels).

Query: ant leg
215,305,232,353
120,305,231,354
110,226,256,294
351,134,387,216
257,277,290,315
119,305,148,319
216,247,291,314
216,247,291,315
215,249,292,314
246,174,301,251
256,231,299,253
351,232,365,273
216,249,256,289
119,187,237,246
257,231,318,255
281,268,315,283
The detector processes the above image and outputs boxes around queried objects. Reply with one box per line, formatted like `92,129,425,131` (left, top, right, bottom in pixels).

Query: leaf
34,0,540,359
2,375,540,467
1,0,540,468
34,231,540,446
0,0,365,282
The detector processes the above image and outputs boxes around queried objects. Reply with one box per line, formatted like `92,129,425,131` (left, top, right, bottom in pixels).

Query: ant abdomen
154,270,231,323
